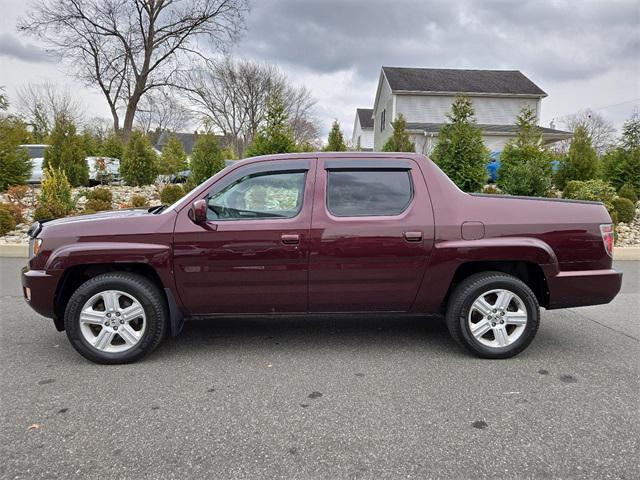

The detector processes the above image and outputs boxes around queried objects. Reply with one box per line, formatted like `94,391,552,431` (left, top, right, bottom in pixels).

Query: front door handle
281,234,300,245
404,231,423,242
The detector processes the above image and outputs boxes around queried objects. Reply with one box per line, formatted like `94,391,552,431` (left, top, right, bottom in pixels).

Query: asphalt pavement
1,258,638,480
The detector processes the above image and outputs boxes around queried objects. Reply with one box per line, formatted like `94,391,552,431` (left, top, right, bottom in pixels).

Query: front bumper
21,266,61,319
547,268,623,309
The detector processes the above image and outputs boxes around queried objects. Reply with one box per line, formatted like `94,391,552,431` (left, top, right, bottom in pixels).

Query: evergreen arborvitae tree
190,134,225,184
602,112,640,194
323,120,347,151
159,134,188,175
555,125,599,190
0,116,33,190
244,91,297,157
98,132,124,159
120,131,158,186
431,97,487,192
497,106,554,197
43,115,88,187
382,114,415,153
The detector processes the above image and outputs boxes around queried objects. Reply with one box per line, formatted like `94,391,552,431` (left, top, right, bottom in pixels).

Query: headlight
32,238,43,257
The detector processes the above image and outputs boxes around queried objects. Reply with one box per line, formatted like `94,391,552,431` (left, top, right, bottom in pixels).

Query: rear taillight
600,224,614,257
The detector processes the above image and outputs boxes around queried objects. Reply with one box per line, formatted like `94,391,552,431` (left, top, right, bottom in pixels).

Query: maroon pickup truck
22,153,622,364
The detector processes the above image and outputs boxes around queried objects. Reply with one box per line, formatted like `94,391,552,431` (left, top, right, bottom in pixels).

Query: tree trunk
109,104,120,135
122,94,141,141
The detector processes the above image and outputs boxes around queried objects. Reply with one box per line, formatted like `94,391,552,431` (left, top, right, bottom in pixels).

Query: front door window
207,171,306,221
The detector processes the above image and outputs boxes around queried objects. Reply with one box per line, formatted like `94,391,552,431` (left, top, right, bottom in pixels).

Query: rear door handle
404,231,423,242
281,234,300,245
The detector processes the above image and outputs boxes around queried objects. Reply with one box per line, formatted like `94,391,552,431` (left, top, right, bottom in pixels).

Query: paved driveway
1,258,638,479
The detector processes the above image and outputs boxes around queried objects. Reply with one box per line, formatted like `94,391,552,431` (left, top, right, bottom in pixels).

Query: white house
369,67,571,153
351,108,374,151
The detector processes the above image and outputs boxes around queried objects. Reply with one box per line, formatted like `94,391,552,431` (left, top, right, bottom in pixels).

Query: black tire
445,272,540,359
64,272,167,364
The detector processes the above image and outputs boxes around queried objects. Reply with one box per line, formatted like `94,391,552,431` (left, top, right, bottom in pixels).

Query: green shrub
160,184,185,205
482,184,500,194
555,125,599,190
33,166,75,221
497,107,554,197
190,134,225,185
618,183,638,204
44,115,89,187
183,177,198,193
87,187,112,203
121,131,158,186
431,96,487,192
159,135,188,175
612,197,636,223
0,207,16,235
0,202,24,224
0,117,33,191
602,148,640,193
244,91,298,157
562,179,616,212
129,194,148,208
84,198,112,213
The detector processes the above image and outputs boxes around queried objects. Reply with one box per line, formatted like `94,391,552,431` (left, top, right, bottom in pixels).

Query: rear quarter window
327,169,413,217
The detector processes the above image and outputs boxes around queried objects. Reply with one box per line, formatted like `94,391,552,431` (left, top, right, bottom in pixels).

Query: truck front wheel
64,272,168,364
445,272,540,359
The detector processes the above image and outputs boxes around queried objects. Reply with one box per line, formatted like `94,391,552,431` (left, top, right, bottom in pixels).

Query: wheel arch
446,260,550,308
53,263,184,336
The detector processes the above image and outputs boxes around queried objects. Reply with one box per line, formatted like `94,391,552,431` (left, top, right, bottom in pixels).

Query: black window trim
207,168,308,222
325,167,415,218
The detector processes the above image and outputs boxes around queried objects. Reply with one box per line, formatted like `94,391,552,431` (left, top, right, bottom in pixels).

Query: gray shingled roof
382,67,546,96
356,108,374,129
406,122,571,136
155,132,198,155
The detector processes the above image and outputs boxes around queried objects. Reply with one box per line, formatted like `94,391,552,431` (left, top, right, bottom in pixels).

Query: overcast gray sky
1,0,639,140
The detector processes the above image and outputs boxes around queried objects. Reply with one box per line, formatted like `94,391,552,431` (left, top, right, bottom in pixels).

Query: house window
380,109,386,132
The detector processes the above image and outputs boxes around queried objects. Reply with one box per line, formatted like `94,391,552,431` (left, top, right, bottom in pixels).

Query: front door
173,159,315,314
309,158,434,312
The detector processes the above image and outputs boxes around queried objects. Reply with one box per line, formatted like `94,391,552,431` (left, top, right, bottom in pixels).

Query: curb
613,247,640,261
0,244,29,258
1,243,640,260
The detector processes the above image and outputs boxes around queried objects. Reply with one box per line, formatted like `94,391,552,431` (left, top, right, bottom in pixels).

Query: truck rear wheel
445,272,540,359
64,272,168,364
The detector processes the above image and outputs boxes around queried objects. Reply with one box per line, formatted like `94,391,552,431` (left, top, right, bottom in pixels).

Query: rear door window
326,169,413,217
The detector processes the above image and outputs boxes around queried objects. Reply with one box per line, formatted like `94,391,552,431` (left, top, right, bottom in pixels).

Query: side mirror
189,199,207,224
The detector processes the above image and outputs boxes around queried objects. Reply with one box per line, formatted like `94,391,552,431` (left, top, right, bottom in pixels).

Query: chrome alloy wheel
467,289,528,348
78,290,146,353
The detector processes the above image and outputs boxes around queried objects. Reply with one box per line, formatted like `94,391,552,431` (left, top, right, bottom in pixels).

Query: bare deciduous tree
17,82,86,141
19,0,249,138
182,57,320,155
136,89,193,134
557,109,616,155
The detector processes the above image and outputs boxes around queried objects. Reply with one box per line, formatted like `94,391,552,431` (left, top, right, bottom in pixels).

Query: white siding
396,95,539,125
410,132,514,156
351,115,374,150
483,135,513,152
373,77,394,151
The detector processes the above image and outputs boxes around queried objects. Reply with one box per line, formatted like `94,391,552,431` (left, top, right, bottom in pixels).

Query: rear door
173,159,315,314
309,158,434,312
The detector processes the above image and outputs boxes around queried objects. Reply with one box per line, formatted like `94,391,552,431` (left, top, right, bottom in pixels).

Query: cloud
232,0,640,137
0,33,54,63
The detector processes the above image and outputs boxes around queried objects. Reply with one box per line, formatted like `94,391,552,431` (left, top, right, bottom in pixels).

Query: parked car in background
87,157,120,185
19,144,49,184
169,160,237,184
21,152,622,364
